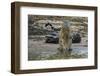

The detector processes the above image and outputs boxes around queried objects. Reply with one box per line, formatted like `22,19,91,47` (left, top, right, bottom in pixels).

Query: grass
46,52,87,60
28,51,87,61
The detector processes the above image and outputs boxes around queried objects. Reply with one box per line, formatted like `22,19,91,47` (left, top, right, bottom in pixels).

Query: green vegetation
28,52,87,61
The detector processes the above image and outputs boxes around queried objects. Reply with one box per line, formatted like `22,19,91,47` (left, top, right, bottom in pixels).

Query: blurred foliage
28,15,88,36
28,15,88,22
28,51,87,60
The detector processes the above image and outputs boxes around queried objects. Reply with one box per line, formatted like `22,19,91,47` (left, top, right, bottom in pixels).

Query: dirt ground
28,37,88,60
